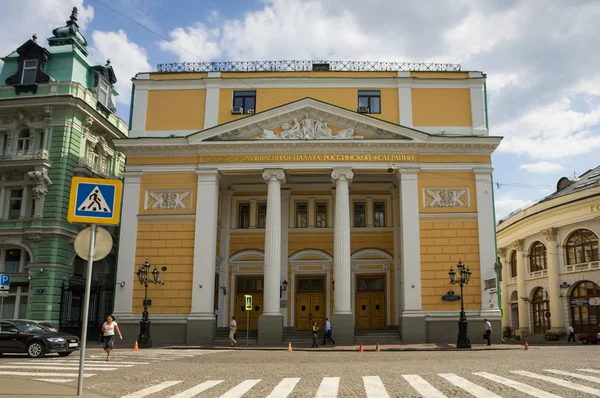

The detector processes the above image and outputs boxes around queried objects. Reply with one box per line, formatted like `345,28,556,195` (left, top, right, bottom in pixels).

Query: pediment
188,98,430,143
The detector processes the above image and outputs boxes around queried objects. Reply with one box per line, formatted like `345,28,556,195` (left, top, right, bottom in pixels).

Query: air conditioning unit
231,106,244,114
357,106,369,113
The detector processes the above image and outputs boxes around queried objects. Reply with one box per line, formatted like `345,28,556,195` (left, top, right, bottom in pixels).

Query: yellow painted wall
351,231,394,255
420,220,481,311
288,232,333,256
218,88,399,124
133,221,195,314
149,73,208,80
221,72,398,78
229,233,265,258
145,89,206,131
411,88,472,126
138,173,197,216
411,72,470,79
418,171,477,213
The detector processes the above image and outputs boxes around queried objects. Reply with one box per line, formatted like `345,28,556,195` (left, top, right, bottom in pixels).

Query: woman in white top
101,315,122,361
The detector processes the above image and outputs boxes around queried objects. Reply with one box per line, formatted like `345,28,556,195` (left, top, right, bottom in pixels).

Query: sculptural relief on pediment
256,115,363,140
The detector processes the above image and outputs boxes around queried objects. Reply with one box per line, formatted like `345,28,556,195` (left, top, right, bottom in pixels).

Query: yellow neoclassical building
113,61,502,345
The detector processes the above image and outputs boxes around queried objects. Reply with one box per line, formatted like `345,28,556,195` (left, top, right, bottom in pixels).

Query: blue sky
1,0,599,219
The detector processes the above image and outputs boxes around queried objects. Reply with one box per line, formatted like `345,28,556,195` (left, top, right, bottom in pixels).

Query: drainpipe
484,76,504,342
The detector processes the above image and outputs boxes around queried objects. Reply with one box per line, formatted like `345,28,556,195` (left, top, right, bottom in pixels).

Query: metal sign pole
77,224,97,396
0,296,4,319
246,310,249,347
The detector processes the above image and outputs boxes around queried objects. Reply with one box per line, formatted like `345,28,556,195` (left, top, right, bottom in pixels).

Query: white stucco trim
129,87,148,139
470,82,488,135
474,169,499,313
113,171,142,317
398,80,413,127
129,130,199,138
204,79,220,129
413,126,480,135
399,168,422,311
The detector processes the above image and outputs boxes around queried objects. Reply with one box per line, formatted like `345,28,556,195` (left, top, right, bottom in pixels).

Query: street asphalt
0,344,597,397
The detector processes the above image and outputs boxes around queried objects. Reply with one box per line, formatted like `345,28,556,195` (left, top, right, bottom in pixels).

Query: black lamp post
136,259,164,348
280,280,288,298
449,259,472,348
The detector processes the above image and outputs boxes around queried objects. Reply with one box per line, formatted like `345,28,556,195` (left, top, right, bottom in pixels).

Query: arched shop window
0,248,30,273
570,281,600,334
510,250,517,278
529,242,547,272
531,287,550,334
566,229,599,265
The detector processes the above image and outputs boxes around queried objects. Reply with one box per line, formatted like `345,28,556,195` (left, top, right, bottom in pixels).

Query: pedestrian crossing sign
68,177,122,225
244,295,252,311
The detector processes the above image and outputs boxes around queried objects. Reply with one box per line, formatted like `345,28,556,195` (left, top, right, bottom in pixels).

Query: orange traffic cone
133,340,139,350
287,342,292,352
524,341,529,351
376,342,380,352
359,342,364,352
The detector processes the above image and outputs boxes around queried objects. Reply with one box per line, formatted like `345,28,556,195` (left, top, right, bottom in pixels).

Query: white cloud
0,0,93,59
519,162,565,174
495,198,535,220
90,30,151,107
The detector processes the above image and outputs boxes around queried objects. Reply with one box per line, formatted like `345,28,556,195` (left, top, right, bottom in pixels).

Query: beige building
497,166,600,338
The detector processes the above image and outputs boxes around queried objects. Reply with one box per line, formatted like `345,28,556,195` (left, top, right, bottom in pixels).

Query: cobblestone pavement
0,345,598,397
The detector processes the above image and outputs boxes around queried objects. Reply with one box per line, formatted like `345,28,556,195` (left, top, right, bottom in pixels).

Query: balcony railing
0,149,49,161
565,261,600,273
77,157,116,179
528,269,548,280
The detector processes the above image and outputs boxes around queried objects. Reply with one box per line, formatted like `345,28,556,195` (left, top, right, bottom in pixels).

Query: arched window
531,287,550,334
16,129,30,153
570,281,600,334
529,241,547,272
566,229,599,265
510,250,518,278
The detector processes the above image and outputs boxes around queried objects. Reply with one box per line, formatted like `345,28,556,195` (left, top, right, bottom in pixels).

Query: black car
0,320,79,358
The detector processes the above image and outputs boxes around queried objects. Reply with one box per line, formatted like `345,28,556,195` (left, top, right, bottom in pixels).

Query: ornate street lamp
136,259,164,348
449,259,472,348
279,280,288,298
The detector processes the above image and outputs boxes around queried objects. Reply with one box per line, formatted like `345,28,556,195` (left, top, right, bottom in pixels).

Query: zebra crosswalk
0,349,224,384
117,369,600,398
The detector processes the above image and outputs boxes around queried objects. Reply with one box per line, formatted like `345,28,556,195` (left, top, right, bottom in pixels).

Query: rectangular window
257,203,267,229
354,202,365,227
37,131,45,150
316,202,327,228
4,249,22,273
21,60,37,85
0,134,8,154
98,80,110,107
8,189,23,220
17,133,29,154
237,203,250,229
358,90,381,114
296,202,307,228
374,202,385,227
233,91,256,114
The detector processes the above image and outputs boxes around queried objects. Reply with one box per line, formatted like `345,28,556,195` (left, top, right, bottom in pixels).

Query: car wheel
27,341,46,358
581,338,589,344
58,352,72,357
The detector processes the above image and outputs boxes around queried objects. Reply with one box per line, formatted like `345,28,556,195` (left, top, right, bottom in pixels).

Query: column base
400,312,426,343
186,316,216,344
258,314,283,344
457,320,472,349
331,313,354,345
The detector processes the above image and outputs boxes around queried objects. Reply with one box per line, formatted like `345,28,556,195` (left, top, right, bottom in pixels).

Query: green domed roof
47,7,88,55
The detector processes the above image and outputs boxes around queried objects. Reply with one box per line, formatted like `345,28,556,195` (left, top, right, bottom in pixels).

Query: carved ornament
513,239,524,252
145,190,192,210
262,169,286,184
497,247,506,258
256,115,363,140
27,169,53,199
423,188,470,208
331,169,354,183
542,227,558,243
0,236,9,244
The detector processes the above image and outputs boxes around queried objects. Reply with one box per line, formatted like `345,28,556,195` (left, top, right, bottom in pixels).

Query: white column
514,240,529,336
474,169,499,315
332,169,353,315
308,197,315,228
280,189,291,323
499,248,510,326
218,189,233,328
204,75,221,129
249,199,257,228
470,81,487,135
190,170,220,317
262,169,285,315
543,228,565,333
399,169,421,311
20,187,29,219
397,73,413,127
392,188,402,322
113,171,142,316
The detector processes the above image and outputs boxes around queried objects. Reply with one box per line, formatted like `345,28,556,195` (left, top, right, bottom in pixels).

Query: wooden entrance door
295,276,326,331
531,287,550,334
234,294,263,331
355,275,386,330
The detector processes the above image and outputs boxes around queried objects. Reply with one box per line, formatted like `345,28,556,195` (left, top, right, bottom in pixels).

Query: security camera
387,164,394,173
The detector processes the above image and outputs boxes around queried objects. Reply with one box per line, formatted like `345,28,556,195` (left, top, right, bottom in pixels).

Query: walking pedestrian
311,321,319,348
483,318,492,346
229,316,237,347
101,315,122,361
568,325,576,342
322,318,335,345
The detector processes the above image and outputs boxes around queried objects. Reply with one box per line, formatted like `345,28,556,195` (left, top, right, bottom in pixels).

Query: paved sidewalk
0,378,108,398
162,342,524,351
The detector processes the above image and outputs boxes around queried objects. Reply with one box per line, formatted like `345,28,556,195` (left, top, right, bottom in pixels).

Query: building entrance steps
354,329,402,344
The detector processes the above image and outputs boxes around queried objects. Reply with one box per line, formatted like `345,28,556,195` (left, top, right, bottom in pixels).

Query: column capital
513,239,525,252
542,227,558,244
196,169,221,183
473,168,494,178
331,168,353,183
281,188,292,199
262,169,286,184
396,167,420,181
498,247,506,258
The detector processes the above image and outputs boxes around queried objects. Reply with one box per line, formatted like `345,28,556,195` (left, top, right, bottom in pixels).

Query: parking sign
0,273,10,291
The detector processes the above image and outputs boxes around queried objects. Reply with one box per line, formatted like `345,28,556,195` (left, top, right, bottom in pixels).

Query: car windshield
14,322,52,333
